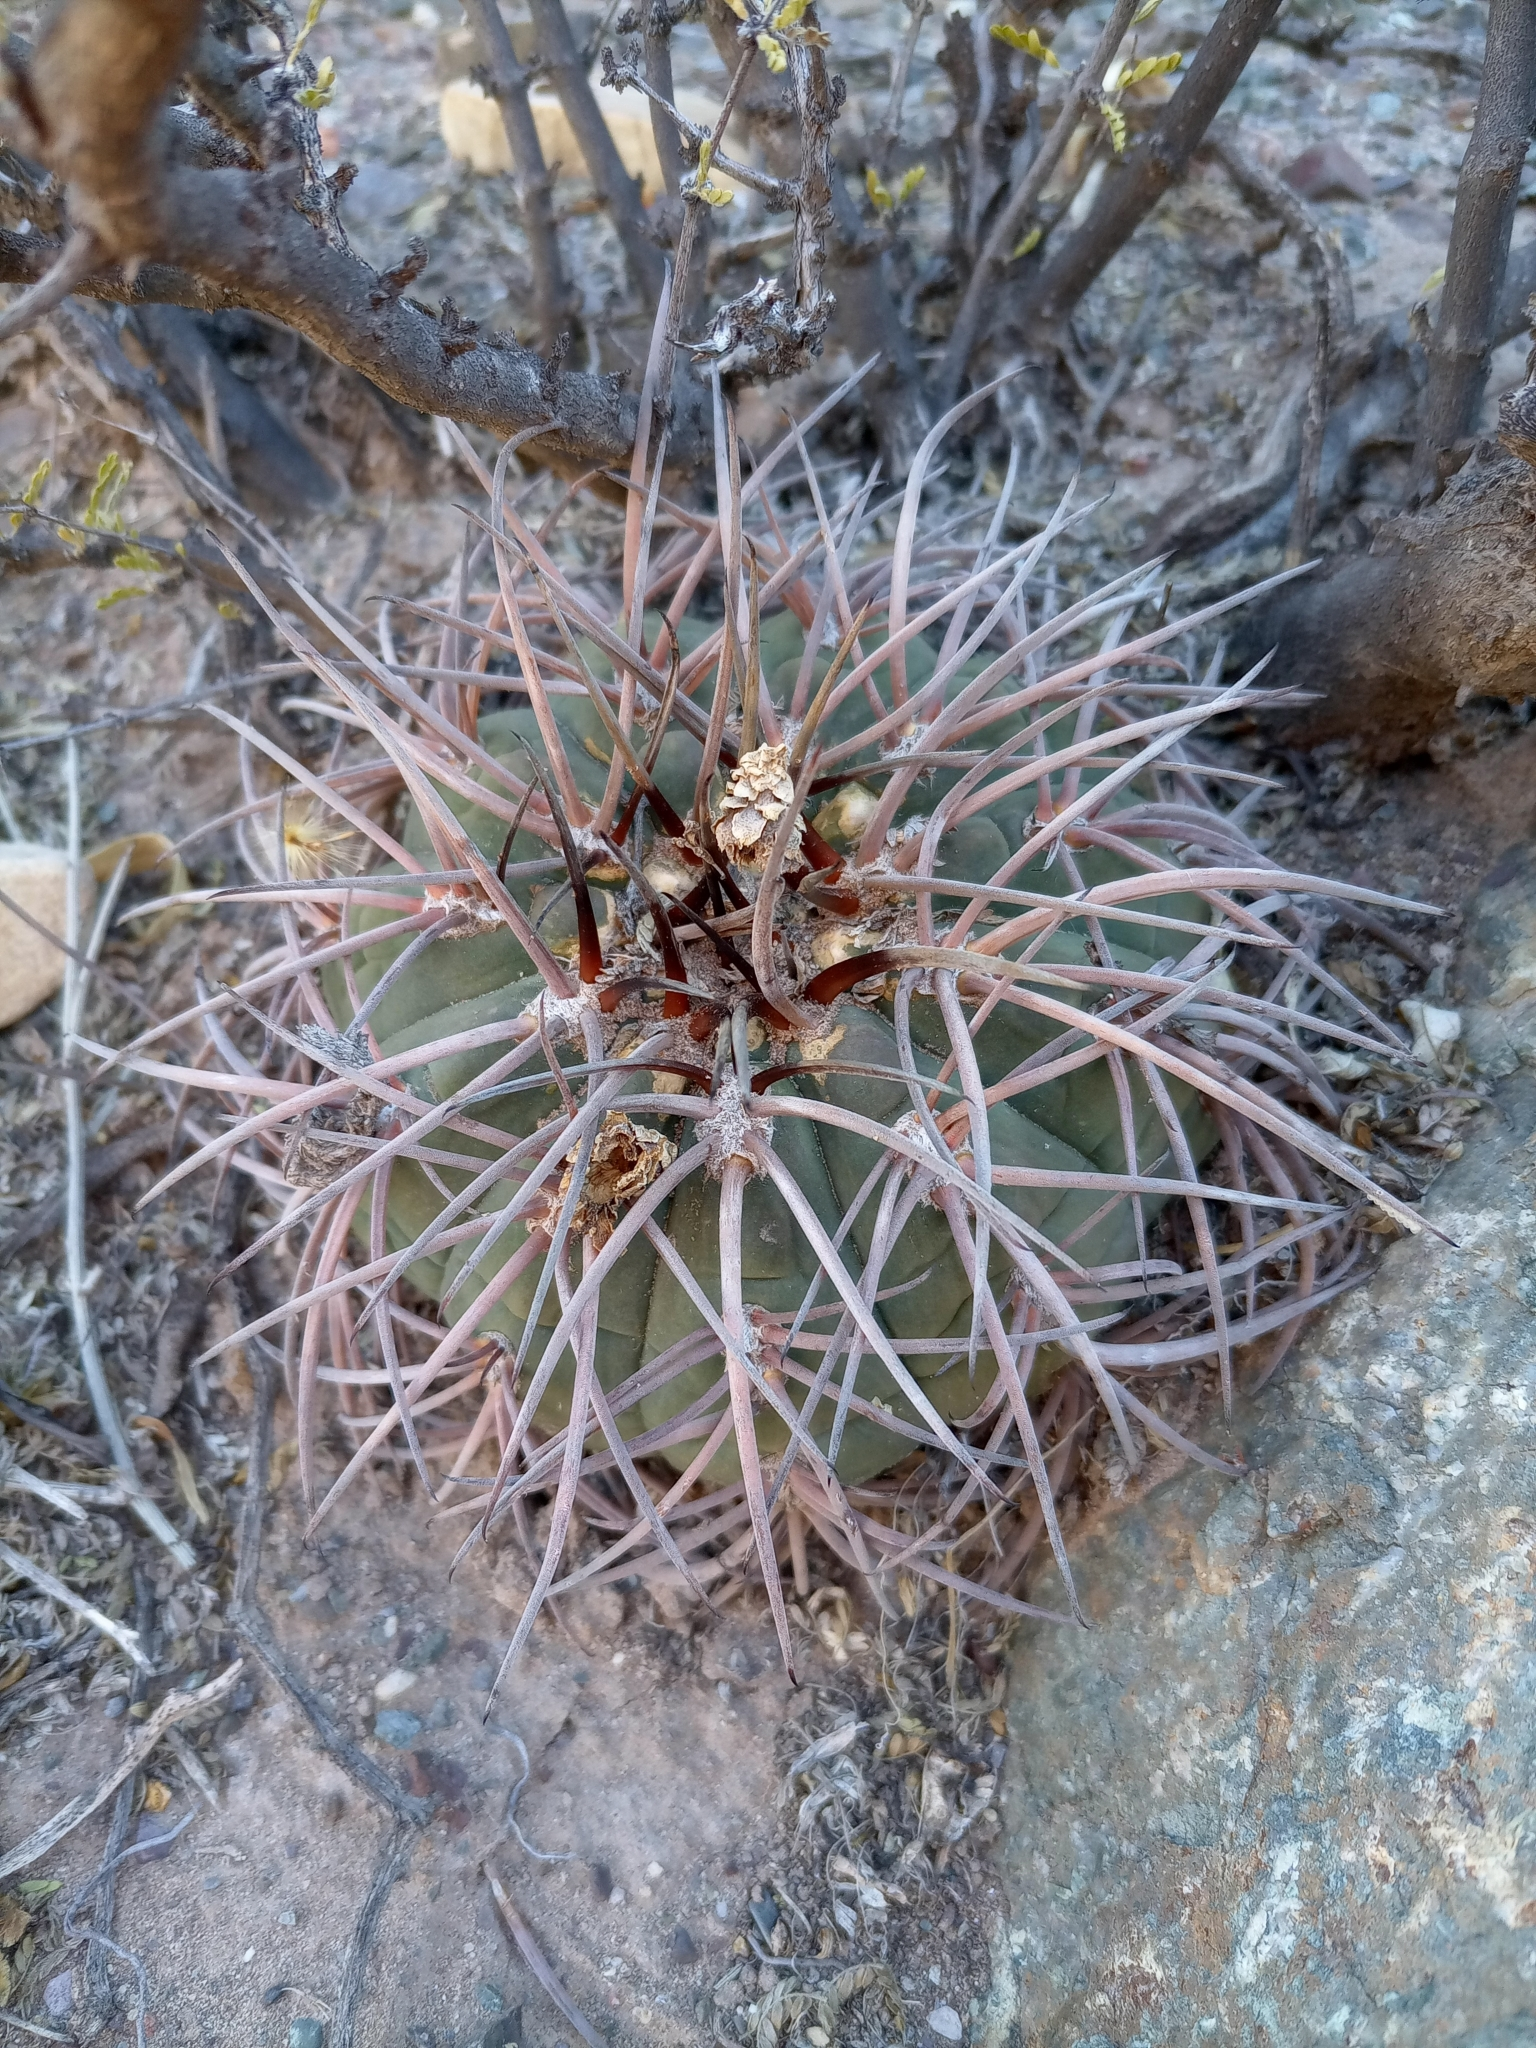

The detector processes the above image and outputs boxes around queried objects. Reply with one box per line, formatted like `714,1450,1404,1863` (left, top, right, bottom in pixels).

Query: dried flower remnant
282,1091,385,1190
714,743,802,869
527,1112,679,1249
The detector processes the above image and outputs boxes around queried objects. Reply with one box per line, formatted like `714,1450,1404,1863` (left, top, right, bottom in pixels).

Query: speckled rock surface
988,1071,1536,2045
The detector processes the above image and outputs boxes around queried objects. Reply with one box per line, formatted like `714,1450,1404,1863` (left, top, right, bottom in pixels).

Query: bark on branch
1022,0,1285,336
1410,0,1536,499
0,1,705,470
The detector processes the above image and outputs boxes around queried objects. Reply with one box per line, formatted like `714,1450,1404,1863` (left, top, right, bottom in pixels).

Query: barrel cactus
143,399,1414,1690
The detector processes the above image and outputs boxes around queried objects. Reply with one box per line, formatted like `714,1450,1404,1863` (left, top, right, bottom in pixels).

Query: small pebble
374,1709,423,1748
134,1815,178,1863
608,1887,626,1906
928,1964,942,1986
288,2021,325,2048
278,1910,297,1927
645,1861,663,1880
231,1684,256,1713
927,2004,963,2043
104,1696,127,1720
476,1984,503,2014
425,1697,456,1730
714,1898,730,1922
404,1625,450,1670
202,1875,221,1892
43,1972,72,2020
262,1985,290,2006
748,1897,779,1939
669,1925,698,1963
1282,139,1374,204
1366,90,1402,122
374,1667,417,1702
243,1948,256,1964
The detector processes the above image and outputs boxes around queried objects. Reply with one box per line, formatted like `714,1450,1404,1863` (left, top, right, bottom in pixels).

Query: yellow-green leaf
866,166,893,211
296,54,335,109
84,452,131,533
96,586,148,609
216,600,248,620
290,0,326,63
1116,51,1182,88
1099,97,1128,152
690,135,735,205
774,0,812,28
20,456,49,509
1421,264,1445,294
113,544,161,574
1131,0,1162,21
1012,224,1043,258
757,30,787,70
896,163,927,204
990,23,1059,67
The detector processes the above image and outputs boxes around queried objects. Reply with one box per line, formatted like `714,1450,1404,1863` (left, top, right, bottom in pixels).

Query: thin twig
937,0,1140,408
60,743,195,1569
332,1821,415,2048
0,1540,153,1672
0,2010,74,2042
486,1868,603,2048
227,1325,433,1825
87,1570,156,2029
0,1118,176,1265
0,1664,243,1880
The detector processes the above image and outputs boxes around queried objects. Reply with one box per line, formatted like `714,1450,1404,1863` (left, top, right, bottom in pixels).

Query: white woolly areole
700,1073,759,1176
518,985,597,1045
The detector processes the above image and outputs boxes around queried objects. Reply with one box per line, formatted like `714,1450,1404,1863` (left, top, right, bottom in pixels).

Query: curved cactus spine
103,392,1429,1702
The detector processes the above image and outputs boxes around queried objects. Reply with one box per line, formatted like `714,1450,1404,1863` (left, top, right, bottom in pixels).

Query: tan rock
439,76,734,203
0,842,96,1030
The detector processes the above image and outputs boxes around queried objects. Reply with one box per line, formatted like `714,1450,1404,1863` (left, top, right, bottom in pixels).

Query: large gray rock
989,1055,1536,2043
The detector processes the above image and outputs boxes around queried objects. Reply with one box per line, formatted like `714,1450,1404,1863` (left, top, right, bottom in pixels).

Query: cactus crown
131,389,1412,1697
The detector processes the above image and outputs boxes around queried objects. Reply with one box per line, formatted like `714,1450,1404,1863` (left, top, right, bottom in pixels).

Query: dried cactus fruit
127,395,1420,1694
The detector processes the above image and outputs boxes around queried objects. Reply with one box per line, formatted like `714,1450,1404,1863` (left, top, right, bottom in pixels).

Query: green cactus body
325,613,1216,1485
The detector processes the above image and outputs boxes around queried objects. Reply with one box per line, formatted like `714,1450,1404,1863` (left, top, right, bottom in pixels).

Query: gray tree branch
525,0,665,301
1411,0,1536,498
461,0,572,355
1021,0,1284,337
